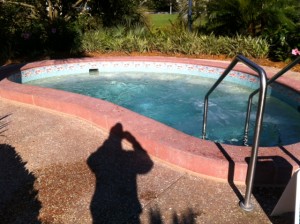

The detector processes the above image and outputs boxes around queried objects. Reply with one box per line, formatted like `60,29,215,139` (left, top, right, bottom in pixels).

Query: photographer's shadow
87,123,154,224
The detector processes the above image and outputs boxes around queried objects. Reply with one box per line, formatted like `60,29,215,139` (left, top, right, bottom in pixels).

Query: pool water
26,72,300,146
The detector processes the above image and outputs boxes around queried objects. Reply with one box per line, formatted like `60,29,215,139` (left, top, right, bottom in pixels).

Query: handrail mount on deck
201,54,268,211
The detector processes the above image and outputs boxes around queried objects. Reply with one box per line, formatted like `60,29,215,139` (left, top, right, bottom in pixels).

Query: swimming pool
1,57,300,184
25,71,300,147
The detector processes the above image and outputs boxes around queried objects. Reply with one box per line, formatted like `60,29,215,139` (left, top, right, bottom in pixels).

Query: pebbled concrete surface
0,98,292,223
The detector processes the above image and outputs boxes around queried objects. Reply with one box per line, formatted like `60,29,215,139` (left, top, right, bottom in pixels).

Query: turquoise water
26,72,300,146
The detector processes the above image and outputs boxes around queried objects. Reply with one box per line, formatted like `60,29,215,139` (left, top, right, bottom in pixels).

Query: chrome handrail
201,54,268,211
243,56,300,146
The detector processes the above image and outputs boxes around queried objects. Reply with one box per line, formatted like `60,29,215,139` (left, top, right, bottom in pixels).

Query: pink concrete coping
0,56,299,185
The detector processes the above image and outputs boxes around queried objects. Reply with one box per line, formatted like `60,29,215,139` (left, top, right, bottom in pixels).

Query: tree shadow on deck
0,144,41,223
0,114,11,136
149,206,199,224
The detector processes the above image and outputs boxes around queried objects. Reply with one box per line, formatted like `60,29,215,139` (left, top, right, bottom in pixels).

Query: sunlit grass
149,13,178,28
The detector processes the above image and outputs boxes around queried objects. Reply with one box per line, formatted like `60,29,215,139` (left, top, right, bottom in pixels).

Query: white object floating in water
230,138,239,142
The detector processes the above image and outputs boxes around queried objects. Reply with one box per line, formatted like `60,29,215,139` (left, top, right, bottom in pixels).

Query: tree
89,0,148,27
145,0,178,12
1,0,89,22
201,0,300,60
177,0,207,29
0,0,90,58
204,0,300,37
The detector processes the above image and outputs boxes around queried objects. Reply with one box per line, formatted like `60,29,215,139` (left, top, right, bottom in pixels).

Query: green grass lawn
149,13,178,28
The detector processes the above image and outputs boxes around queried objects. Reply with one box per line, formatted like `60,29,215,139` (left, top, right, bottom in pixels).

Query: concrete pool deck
0,57,299,186
0,98,291,223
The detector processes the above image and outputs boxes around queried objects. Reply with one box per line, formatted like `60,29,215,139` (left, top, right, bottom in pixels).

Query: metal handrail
201,54,268,211
243,56,300,146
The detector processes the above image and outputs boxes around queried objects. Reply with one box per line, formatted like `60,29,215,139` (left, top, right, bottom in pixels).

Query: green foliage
81,26,152,53
73,13,102,33
203,0,244,36
203,0,299,37
177,0,207,29
81,26,269,58
46,18,81,52
90,0,148,28
1,0,296,63
260,2,300,61
0,0,92,61
176,0,299,60
145,0,178,12
0,2,48,61
263,25,300,61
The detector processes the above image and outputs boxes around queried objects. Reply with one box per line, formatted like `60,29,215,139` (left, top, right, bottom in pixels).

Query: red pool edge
1,56,299,185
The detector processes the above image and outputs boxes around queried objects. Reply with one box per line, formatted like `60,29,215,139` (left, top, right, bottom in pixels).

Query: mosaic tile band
14,60,300,110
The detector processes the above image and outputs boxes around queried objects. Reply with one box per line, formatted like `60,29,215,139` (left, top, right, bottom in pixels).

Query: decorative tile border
16,60,299,110
20,61,255,84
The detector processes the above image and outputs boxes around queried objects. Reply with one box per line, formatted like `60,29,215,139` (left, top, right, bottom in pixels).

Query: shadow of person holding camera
87,123,154,224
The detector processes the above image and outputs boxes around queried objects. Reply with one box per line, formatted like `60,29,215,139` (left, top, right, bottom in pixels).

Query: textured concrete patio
0,98,292,223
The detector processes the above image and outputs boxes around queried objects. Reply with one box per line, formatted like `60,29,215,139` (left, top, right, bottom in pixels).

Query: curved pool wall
1,57,300,185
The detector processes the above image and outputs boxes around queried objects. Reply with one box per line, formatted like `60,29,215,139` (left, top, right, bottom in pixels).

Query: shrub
0,3,48,61
81,26,269,59
263,25,300,61
46,18,81,52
